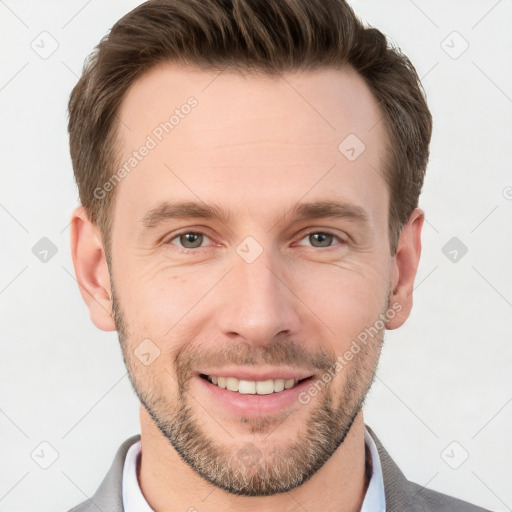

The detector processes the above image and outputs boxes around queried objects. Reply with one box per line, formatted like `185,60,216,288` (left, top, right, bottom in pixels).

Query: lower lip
196,375,314,417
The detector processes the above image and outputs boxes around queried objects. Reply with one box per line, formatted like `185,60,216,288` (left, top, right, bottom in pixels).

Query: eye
164,230,345,251
295,231,346,248
166,231,212,250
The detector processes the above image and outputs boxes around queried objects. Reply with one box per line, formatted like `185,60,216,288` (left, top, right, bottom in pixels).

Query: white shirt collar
361,426,386,512
122,426,386,511
122,438,153,512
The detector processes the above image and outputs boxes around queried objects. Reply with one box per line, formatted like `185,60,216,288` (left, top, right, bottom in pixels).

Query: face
107,63,396,495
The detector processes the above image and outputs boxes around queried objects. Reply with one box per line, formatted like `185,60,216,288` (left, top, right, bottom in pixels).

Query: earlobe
386,208,424,330
70,206,116,332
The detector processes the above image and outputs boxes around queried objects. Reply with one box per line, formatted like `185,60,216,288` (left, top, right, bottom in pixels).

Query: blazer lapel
365,424,427,512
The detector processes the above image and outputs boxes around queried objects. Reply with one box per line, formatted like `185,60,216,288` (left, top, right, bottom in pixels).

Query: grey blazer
67,425,491,512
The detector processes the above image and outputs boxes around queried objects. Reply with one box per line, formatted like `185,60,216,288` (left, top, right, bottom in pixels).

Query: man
66,0,490,510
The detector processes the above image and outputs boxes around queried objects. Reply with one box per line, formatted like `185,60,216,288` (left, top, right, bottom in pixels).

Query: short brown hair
68,0,432,259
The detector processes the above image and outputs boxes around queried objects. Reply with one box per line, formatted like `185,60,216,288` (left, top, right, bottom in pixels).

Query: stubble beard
111,281,385,496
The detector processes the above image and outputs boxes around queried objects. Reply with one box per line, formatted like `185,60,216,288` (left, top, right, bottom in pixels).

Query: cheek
293,258,389,349
116,262,218,364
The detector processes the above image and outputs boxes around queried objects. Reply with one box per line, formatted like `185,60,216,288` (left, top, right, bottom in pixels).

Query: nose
216,245,302,346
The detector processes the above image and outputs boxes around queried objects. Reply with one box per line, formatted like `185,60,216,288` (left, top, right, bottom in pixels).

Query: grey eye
308,232,335,247
177,232,204,248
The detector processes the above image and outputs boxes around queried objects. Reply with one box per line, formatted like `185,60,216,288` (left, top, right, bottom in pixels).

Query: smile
200,374,312,395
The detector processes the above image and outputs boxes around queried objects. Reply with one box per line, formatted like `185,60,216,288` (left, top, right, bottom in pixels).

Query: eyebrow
141,201,232,228
140,199,370,229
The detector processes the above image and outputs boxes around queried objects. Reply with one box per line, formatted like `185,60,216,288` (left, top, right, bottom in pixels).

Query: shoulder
405,481,493,512
64,434,141,512
365,424,493,512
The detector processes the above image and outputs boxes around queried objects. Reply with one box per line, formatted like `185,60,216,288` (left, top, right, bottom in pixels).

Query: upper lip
197,367,315,381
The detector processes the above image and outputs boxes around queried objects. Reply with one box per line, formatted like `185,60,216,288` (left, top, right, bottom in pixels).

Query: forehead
113,63,389,231
118,63,385,148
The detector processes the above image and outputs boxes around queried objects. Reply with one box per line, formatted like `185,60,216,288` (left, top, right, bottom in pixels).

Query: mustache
175,338,338,378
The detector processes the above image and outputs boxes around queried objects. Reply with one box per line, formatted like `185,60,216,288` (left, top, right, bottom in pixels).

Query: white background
1,1,511,511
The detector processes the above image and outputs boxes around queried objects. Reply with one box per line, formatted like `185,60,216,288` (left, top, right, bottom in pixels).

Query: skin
70,63,423,512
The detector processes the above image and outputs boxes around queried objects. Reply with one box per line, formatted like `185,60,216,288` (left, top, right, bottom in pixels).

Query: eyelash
164,229,347,251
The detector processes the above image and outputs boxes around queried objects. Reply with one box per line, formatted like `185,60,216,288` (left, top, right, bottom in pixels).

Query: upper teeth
208,375,297,394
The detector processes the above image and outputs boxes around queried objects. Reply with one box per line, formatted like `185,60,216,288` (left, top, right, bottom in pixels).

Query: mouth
194,367,317,417
199,373,313,395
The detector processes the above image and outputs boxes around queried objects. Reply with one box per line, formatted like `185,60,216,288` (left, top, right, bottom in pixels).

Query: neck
138,406,369,512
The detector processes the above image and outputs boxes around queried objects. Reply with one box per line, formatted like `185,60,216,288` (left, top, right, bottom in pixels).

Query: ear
69,206,116,331
386,208,424,330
